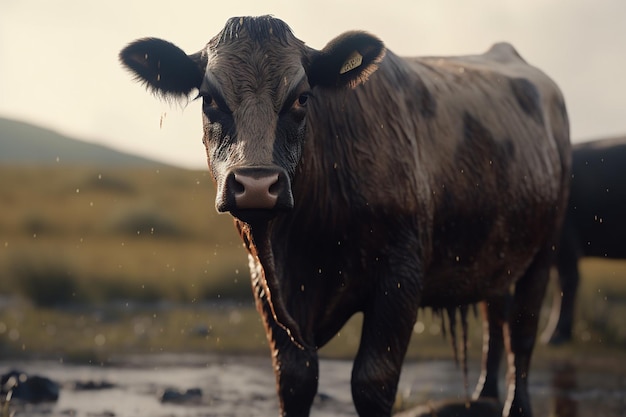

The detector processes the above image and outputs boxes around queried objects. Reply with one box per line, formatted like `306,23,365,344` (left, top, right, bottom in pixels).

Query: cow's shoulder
482,42,525,64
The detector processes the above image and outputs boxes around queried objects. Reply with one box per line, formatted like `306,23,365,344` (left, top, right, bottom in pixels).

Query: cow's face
120,16,384,223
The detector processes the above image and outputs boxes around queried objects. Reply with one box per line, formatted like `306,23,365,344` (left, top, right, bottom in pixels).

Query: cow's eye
280,91,311,117
203,94,218,111
293,94,309,109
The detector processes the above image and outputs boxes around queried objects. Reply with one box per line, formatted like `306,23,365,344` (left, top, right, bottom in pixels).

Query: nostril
231,175,245,195
268,175,281,196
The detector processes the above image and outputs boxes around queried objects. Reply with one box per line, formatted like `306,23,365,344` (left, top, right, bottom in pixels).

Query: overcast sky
1,0,624,169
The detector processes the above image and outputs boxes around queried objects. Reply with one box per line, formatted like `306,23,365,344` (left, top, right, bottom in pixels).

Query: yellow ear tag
339,51,363,74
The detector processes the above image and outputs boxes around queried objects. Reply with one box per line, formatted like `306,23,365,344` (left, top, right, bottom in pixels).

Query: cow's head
120,15,385,224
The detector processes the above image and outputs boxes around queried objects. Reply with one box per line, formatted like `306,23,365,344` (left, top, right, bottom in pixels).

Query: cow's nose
232,171,279,209
218,167,293,215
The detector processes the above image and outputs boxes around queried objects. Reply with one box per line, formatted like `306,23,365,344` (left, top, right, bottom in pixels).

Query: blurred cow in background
543,137,626,345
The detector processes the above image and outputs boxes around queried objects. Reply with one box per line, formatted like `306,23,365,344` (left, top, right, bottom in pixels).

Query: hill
0,116,166,166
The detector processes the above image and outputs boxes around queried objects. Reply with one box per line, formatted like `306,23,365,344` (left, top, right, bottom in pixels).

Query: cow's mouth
230,208,279,225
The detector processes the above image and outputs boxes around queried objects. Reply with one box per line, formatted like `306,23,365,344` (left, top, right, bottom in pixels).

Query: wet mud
2,354,625,417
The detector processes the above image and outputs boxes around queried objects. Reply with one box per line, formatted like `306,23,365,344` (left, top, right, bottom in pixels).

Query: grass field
1,166,625,363
0,166,249,305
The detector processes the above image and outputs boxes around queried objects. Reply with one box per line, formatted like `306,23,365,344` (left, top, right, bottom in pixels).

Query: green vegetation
0,165,625,364
0,166,249,306
0,165,258,360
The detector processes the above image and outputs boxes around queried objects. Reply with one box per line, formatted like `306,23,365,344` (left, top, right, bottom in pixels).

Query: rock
159,387,203,404
1,369,60,403
71,380,116,390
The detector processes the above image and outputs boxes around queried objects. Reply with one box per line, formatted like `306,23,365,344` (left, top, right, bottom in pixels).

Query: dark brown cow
542,136,626,345
120,16,570,417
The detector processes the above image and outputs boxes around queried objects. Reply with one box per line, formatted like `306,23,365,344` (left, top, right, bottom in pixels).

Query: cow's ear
306,31,385,89
119,38,205,98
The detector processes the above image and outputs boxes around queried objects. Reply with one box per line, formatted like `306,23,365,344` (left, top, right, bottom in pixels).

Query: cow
119,15,570,417
542,136,626,345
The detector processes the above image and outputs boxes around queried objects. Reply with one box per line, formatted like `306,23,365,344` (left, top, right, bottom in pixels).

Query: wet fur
120,17,570,417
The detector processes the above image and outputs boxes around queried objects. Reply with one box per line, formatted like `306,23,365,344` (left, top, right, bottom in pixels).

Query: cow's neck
240,220,308,350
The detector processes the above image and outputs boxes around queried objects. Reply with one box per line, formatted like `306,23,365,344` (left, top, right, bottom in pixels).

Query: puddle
2,355,625,416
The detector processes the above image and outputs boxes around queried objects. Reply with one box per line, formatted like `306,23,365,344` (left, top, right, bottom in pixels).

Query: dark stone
159,387,203,404
1,369,60,403
71,380,116,390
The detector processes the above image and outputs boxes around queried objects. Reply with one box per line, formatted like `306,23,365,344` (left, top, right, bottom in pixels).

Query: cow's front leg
248,257,318,416
254,279,318,417
269,324,319,417
351,281,419,417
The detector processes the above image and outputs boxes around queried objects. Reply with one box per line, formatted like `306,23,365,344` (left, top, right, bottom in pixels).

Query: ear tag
339,51,363,74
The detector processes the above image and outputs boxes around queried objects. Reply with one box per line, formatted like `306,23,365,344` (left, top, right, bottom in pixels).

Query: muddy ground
3,353,625,417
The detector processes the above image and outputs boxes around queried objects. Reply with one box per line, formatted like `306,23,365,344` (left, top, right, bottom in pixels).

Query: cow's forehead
205,42,306,110
211,15,300,48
